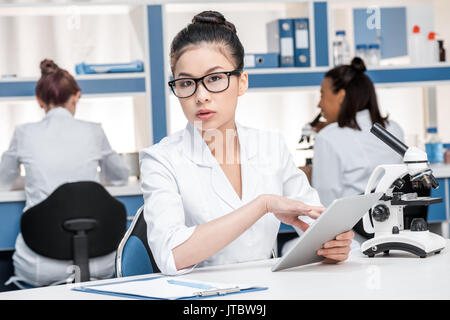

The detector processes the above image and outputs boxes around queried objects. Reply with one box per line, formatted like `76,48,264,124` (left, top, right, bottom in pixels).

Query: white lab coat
0,107,129,287
312,109,404,207
140,122,322,275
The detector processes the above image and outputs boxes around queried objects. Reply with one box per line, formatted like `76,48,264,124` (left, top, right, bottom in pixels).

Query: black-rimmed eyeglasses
168,69,242,98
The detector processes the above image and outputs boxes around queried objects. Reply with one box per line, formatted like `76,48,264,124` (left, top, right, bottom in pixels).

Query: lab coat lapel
210,164,242,210
182,122,241,210
182,122,213,168
237,123,258,204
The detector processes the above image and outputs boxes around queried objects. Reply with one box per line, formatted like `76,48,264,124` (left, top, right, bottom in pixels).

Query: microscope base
361,230,446,258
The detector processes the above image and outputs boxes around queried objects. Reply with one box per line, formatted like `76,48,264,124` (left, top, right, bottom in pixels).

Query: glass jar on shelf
368,43,381,66
355,44,368,65
333,30,350,66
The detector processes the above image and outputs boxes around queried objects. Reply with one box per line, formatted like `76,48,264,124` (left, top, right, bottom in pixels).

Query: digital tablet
272,192,383,272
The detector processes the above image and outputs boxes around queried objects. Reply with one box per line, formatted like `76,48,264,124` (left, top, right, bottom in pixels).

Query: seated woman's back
16,107,127,210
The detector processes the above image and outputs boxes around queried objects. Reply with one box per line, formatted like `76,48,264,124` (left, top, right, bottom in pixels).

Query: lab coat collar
356,109,371,126
44,107,73,119
182,121,258,209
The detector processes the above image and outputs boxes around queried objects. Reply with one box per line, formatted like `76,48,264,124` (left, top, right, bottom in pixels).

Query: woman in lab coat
312,57,404,238
139,10,355,276
0,59,129,287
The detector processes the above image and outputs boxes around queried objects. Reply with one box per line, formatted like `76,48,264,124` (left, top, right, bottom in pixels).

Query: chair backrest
116,206,160,277
21,181,127,260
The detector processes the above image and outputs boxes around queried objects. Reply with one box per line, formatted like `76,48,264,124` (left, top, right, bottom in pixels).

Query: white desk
1,240,450,300
0,178,143,203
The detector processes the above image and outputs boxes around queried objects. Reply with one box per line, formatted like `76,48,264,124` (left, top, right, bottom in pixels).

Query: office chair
116,205,160,277
21,181,127,284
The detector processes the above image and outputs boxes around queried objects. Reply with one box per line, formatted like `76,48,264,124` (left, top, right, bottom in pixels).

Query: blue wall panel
314,2,329,67
353,7,407,59
147,5,168,144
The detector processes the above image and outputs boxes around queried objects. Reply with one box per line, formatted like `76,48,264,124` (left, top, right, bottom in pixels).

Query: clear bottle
410,25,425,65
426,32,439,64
425,127,444,163
332,39,343,66
368,43,381,66
356,44,368,64
333,30,350,66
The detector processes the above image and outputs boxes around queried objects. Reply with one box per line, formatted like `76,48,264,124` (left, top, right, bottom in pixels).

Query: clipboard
72,275,268,300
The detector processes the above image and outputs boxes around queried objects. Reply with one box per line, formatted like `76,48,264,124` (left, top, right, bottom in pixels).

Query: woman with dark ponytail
140,11,355,275
311,57,404,237
0,59,129,287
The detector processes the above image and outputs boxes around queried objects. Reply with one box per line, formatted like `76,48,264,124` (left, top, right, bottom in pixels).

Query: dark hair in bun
350,57,367,73
170,11,244,72
192,10,237,34
40,59,59,76
324,57,387,130
36,59,81,107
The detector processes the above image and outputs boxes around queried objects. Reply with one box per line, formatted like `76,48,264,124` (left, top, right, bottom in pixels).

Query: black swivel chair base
21,181,127,284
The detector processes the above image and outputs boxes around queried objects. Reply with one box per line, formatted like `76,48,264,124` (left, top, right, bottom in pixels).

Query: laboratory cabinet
428,178,448,222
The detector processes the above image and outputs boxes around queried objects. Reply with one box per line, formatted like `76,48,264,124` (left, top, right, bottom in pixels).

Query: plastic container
355,44,368,64
425,127,444,163
425,32,439,64
368,43,381,66
333,30,351,66
410,25,426,65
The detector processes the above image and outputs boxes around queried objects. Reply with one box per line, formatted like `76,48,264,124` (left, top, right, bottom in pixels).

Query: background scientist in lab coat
312,57,404,239
0,59,129,288
139,10,355,276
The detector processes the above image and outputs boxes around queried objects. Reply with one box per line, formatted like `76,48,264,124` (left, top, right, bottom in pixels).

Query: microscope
361,123,446,258
298,113,322,148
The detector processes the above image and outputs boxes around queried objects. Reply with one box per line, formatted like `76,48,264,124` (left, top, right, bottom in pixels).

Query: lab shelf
0,73,146,99
245,64,450,89
3,64,449,100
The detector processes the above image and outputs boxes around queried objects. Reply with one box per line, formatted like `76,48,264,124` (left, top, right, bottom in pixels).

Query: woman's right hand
261,194,325,232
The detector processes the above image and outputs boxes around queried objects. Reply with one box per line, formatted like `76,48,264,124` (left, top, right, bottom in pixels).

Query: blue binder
293,18,311,67
267,19,295,67
244,53,279,68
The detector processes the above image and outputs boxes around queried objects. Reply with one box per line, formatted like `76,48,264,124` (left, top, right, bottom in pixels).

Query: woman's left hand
317,230,354,263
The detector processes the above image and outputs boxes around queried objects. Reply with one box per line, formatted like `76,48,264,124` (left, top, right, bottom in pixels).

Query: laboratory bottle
426,32,439,64
410,25,425,65
332,39,343,66
425,127,444,163
438,40,446,62
356,44,368,64
368,44,381,66
333,30,350,66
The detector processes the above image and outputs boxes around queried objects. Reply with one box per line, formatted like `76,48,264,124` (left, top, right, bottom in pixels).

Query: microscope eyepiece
371,123,409,156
